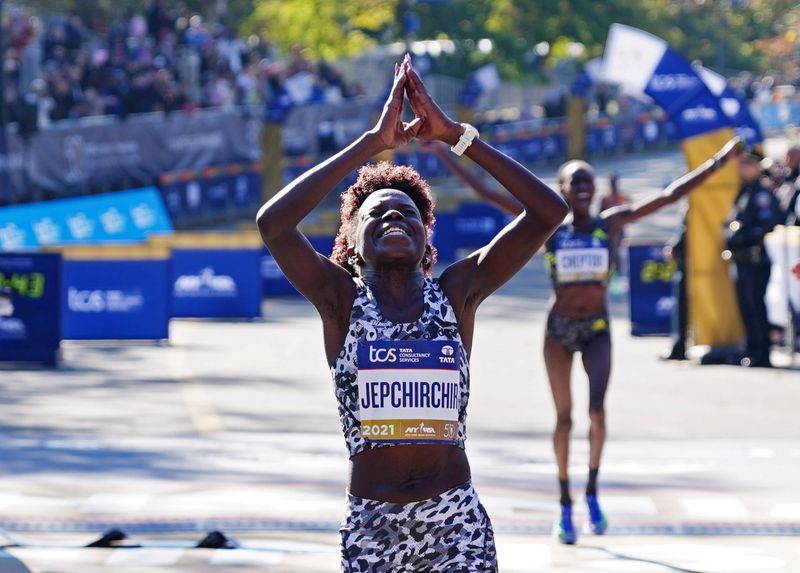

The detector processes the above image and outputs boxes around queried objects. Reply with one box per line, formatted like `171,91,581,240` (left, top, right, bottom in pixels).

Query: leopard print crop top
330,277,470,457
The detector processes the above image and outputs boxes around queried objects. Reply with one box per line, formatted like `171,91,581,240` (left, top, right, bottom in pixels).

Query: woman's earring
347,251,362,268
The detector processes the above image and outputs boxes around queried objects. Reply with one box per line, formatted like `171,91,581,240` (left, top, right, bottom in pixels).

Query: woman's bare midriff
550,283,608,318
349,444,471,503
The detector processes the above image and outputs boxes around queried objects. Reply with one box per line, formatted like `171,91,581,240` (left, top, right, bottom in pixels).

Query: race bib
357,339,460,443
555,247,609,283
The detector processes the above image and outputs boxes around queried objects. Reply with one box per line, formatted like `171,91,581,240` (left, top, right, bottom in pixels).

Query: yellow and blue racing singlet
545,217,611,286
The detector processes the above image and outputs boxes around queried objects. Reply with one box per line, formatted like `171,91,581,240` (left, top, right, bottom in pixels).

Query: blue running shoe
554,504,577,544
585,494,608,534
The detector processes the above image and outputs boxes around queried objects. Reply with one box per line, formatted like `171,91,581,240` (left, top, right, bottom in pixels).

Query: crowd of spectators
2,1,359,135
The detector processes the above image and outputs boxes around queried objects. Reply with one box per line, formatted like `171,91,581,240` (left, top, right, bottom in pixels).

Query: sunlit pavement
2,145,799,572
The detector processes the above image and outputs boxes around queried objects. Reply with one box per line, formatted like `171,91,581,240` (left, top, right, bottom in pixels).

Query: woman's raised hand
404,57,461,145
716,135,746,162
370,60,424,150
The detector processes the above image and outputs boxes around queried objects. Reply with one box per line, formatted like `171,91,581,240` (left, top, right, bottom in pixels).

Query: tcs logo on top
369,347,397,363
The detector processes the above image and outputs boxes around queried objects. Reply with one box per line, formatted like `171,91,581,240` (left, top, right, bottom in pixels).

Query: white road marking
769,503,800,520
210,549,283,565
495,541,551,570
0,492,21,510
584,544,786,572
680,496,749,519
599,495,658,517
105,548,183,566
79,493,151,514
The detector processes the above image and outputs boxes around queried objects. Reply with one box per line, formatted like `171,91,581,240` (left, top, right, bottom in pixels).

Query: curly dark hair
331,161,437,277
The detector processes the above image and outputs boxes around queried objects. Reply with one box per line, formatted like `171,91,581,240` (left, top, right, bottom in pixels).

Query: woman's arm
403,64,568,311
601,136,743,235
426,141,524,217
256,61,420,313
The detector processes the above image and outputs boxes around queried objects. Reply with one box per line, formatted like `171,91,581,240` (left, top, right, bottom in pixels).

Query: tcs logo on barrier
369,347,397,363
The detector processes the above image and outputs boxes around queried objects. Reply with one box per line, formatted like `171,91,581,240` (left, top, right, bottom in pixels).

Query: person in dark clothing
661,212,688,361
779,147,800,226
724,152,784,367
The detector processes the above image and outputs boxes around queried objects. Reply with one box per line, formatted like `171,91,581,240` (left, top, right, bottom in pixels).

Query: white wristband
450,123,479,156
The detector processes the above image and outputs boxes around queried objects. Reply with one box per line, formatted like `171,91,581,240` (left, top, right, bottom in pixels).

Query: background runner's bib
555,244,609,283
357,340,460,444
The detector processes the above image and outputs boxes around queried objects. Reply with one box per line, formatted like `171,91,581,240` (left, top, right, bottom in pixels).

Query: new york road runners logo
404,421,436,436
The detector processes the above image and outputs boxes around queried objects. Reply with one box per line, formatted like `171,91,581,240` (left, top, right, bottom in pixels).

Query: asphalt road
1,144,799,572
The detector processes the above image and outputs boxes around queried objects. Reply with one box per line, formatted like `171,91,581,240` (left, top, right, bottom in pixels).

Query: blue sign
160,168,261,228
644,49,730,140
170,248,262,318
433,203,509,261
627,242,675,336
0,188,173,251
0,253,61,365
61,257,170,340
721,86,764,145
261,236,334,298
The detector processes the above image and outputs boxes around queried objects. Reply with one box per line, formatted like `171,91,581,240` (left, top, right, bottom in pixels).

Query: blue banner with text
627,242,675,336
0,252,61,364
61,258,170,340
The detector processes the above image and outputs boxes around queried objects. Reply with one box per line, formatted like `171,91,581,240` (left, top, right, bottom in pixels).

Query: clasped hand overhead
371,53,463,151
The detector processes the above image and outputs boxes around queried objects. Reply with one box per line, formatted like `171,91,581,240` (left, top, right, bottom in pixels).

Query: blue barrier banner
0,252,61,365
261,235,334,298
62,258,170,340
432,203,509,262
627,242,675,336
171,248,262,318
160,167,261,227
0,188,173,250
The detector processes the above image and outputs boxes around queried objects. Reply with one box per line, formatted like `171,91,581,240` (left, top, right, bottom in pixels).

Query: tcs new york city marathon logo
368,344,456,365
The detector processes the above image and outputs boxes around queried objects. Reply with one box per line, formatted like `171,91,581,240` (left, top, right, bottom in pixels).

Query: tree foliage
242,0,398,60
18,0,800,78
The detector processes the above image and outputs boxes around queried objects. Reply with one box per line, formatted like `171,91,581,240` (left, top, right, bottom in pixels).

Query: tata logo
368,347,397,363
439,345,456,364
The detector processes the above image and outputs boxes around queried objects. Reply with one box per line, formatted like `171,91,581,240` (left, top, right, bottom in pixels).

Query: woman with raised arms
256,55,568,571
428,134,743,544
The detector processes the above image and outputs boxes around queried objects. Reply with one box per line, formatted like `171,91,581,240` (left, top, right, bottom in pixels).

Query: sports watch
450,123,479,156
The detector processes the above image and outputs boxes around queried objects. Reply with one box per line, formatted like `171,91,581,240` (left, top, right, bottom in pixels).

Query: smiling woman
255,54,568,572
428,131,745,546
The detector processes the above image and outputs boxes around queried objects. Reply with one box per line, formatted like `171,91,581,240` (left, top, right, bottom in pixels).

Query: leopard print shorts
340,481,497,572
